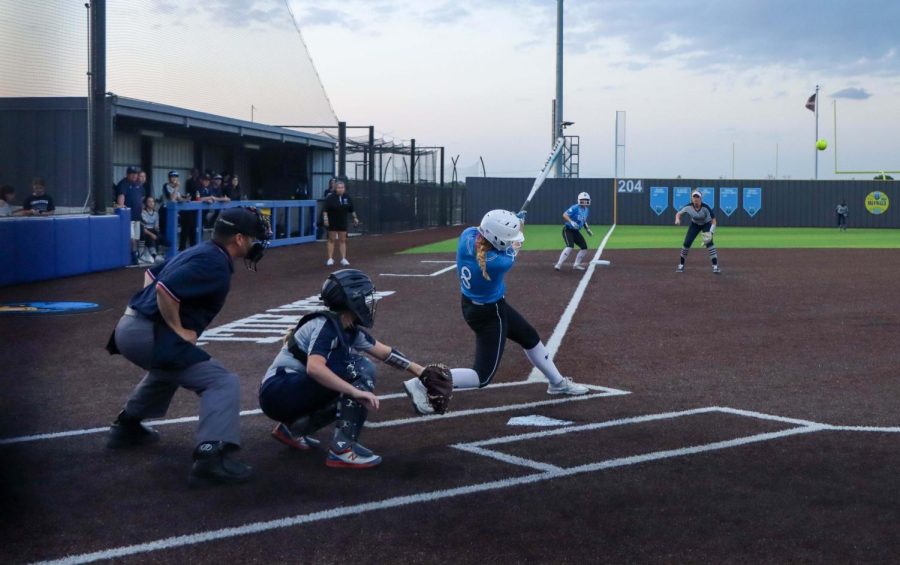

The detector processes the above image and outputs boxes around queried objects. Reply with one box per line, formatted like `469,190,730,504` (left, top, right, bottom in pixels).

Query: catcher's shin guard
333,357,376,445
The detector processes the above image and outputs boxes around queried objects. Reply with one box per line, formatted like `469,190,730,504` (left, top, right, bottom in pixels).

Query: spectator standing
138,170,150,200
185,168,200,199
226,174,245,201
0,185,15,217
322,180,359,266
19,177,56,216
836,200,849,231
160,171,186,245
116,166,148,263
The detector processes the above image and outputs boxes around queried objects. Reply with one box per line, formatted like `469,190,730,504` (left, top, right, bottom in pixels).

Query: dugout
0,96,336,212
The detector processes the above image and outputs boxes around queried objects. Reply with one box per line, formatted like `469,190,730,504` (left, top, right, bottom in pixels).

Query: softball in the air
816,139,828,151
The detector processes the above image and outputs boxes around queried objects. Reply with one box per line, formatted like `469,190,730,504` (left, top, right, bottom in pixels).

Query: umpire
105,207,271,487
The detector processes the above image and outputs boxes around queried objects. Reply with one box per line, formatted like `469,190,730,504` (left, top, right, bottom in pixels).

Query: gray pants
114,314,241,447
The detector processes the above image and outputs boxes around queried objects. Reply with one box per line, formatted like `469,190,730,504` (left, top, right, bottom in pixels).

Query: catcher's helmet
478,209,524,252
321,269,377,327
578,192,591,205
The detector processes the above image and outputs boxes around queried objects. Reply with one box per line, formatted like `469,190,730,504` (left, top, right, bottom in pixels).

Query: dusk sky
4,0,899,181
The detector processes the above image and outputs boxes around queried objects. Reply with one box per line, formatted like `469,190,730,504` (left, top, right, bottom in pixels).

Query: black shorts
562,227,587,249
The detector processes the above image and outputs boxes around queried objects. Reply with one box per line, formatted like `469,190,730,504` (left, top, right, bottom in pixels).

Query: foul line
527,223,616,382
1,382,629,446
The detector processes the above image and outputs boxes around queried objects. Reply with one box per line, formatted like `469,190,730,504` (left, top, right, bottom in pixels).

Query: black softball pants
461,295,540,387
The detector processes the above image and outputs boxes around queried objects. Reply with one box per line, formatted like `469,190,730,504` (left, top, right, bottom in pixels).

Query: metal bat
520,137,565,213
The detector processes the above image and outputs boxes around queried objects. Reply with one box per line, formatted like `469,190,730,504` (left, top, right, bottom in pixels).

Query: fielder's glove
419,363,453,414
585,226,594,237
700,231,713,244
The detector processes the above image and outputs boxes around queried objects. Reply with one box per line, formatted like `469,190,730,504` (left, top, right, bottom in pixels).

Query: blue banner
719,187,738,216
699,187,715,208
673,187,691,212
650,186,669,216
743,187,762,217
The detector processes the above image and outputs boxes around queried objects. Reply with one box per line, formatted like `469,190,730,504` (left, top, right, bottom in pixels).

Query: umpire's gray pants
114,314,241,447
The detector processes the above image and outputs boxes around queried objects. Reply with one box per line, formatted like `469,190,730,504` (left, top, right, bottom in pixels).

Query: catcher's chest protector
286,311,350,365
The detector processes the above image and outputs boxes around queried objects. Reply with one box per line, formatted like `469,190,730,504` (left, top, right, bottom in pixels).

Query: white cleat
340,258,350,266
326,258,335,266
553,264,561,271
403,377,436,415
572,264,586,271
547,377,589,396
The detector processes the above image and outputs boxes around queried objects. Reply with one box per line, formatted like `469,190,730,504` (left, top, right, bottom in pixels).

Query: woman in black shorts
322,180,360,266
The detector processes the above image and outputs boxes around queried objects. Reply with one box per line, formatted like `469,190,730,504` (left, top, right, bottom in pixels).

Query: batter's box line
380,260,456,277
450,406,831,473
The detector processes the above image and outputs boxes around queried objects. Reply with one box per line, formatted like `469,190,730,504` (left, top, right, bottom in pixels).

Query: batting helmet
578,192,591,205
321,269,377,327
478,209,525,252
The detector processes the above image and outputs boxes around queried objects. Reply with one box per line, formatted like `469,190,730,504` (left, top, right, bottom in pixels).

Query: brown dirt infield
2,228,900,564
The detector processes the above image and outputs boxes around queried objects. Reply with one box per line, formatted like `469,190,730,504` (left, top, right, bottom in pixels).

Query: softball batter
447,209,589,395
674,190,720,274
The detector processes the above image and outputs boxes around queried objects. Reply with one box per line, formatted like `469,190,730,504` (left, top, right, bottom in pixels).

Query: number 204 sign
617,179,644,193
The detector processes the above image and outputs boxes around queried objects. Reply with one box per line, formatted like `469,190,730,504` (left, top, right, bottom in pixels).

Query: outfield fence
466,178,899,229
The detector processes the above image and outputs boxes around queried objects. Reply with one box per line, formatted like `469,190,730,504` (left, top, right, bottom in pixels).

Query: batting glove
569,221,579,230
516,211,527,221
585,227,594,236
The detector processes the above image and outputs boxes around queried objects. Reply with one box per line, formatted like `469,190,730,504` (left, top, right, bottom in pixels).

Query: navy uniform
454,210,589,395
259,270,384,468
106,207,271,486
675,191,720,274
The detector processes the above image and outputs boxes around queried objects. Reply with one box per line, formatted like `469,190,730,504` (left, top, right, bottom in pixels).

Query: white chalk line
1,381,630,446
379,264,456,277
526,224,616,382
35,405,835,565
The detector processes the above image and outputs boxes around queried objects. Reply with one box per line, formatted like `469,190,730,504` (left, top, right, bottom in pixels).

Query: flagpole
814,84,819,179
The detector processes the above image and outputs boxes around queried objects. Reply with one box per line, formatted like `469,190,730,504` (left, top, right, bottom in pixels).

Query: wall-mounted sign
650,187,669,216
865,191,890,215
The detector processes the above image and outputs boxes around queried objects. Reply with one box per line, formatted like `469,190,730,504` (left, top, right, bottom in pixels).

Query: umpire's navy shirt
130,240,233,333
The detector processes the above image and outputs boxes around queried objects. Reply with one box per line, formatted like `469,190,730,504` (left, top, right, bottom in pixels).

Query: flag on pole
805,93,816,112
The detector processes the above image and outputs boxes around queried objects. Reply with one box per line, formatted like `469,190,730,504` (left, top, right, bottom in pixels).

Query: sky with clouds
3,0,899,181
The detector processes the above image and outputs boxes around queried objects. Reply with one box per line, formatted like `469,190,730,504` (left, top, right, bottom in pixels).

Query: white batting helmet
578,192,591,205
478,209,525,251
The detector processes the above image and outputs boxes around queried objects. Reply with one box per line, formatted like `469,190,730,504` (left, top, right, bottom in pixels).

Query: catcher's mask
577,191,591,206
321,269,377,327
478,209,525,257
214,207,272,270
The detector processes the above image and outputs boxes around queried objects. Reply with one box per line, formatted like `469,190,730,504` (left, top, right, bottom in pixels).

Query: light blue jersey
457,226,515,304
564,204,589,230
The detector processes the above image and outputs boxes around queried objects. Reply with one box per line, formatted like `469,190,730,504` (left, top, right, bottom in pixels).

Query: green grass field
402,225,900,253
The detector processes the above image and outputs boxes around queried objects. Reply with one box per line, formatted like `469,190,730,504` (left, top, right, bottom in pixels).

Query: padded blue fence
0,209,130,287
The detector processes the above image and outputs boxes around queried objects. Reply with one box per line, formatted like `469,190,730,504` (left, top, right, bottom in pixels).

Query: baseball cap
126,166,141,174
167,170,179,178
214,207,269,240
213,174,223,180
691,190,702,198
201,173,211,180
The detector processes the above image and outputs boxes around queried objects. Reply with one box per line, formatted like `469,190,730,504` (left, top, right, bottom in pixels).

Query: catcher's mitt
419,363,453,414
700,231,713,244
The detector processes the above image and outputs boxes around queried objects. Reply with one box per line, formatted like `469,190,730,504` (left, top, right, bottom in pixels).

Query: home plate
507,415,573,427
591,259,611,266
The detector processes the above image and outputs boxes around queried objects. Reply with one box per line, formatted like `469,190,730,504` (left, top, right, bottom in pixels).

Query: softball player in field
554,192,593,271
674,190,720,274
449,209,589,395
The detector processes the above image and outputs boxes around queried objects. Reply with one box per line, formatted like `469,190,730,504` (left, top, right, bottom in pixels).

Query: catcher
258,269,453,469
674,190,721,274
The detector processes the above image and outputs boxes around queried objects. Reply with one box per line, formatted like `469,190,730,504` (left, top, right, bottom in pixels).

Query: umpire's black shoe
106,411,160,449
188,442,253,488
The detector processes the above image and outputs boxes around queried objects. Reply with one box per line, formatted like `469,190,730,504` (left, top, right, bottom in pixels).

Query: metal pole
90,0,109,214
338,121,346,178
814,84,819,180
554,0,564,177
732,142,735,179
410,138,416,185
368,126,375,182
439,146,445,187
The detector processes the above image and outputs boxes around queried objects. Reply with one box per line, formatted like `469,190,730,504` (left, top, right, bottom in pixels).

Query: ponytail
475,235,491,281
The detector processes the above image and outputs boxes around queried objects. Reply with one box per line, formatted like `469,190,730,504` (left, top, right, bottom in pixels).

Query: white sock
451,368,480,389
524,342,564,385
574,249,588,266
556,248,572,267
